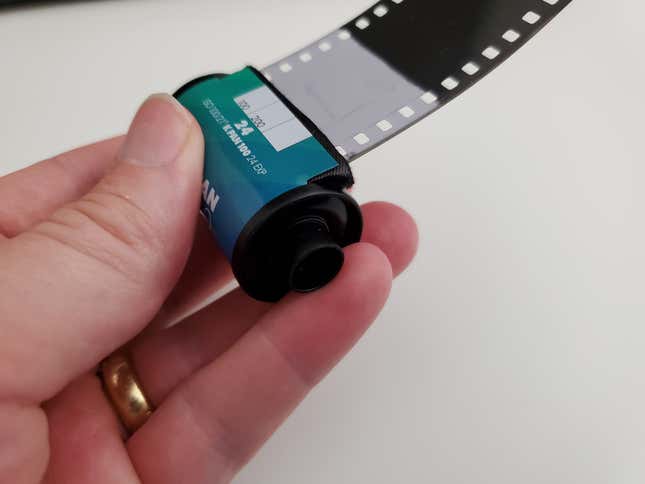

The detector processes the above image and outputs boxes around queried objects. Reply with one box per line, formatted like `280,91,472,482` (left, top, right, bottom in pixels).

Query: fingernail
120,93,192,167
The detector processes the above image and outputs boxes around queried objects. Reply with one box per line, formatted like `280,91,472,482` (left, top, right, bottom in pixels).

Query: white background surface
1,1,644,483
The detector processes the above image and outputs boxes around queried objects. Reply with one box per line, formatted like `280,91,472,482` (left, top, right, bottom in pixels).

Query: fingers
0,402,48,484
0,133,232,328
0,94,204,403
132,288,271,405
130,202,418,405
361,201,419,277
42,375,140,484
128,243,393,483
149,217,233,329
0,136,123,238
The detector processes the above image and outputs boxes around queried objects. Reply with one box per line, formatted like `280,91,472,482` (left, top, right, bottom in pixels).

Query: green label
176,67,339,257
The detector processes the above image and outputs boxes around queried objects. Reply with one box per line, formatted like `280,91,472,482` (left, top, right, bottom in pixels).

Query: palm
1,131,417,483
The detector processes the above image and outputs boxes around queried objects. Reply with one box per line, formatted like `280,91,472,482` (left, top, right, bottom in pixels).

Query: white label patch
234,86,311,152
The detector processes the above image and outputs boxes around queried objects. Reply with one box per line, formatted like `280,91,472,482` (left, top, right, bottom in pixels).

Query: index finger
0,136,123,237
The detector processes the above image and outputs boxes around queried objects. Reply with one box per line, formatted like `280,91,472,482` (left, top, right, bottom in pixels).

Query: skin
0,95,418,484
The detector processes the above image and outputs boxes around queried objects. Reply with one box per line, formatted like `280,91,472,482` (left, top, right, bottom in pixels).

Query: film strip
263,0,573,161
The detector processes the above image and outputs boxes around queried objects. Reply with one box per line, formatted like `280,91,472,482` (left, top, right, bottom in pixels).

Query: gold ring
100,350,154,435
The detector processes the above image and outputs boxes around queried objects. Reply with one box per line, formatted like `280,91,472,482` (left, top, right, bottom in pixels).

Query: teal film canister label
175,68,341,258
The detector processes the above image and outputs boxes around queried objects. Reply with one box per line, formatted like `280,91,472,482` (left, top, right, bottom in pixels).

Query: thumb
0,94,204,402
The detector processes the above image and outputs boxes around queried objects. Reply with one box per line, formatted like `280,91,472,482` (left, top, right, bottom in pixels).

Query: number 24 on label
235,120,255,137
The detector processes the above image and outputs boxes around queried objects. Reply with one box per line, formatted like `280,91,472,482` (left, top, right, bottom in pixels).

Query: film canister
175,67,362,302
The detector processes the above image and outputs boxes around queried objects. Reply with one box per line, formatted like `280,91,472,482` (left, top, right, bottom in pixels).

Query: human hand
0,94,418,484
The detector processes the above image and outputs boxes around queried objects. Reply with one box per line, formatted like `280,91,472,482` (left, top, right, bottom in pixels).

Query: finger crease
28,226,144,287
174,390,245,475
256,327,314,391
79,190,161,253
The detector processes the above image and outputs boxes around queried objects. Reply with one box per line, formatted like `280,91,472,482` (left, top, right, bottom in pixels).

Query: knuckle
0,153,79,238
176,391,250,475
32,189,166,285
49,153,78,194
0,209,26,238
258,328,314,390
80,186,163,255
32,214,144,286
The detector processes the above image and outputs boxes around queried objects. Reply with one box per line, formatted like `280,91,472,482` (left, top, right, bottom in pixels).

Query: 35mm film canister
175,68,362,302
